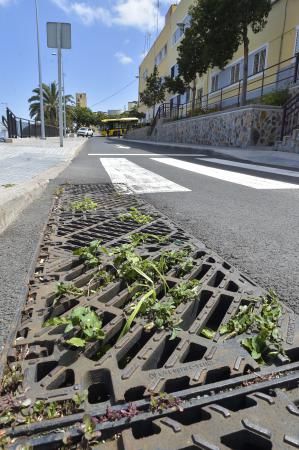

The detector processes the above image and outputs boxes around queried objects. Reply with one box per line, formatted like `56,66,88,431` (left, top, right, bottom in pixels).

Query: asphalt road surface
0,137,298,351
58,137,299,313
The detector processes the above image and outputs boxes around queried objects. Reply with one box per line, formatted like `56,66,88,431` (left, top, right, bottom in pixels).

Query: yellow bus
100,117,139,137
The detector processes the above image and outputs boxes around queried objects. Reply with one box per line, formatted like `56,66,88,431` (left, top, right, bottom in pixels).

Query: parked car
77,127,93,137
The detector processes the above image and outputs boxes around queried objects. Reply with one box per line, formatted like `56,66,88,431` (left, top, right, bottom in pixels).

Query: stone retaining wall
125,126,151,140
127,105,283,148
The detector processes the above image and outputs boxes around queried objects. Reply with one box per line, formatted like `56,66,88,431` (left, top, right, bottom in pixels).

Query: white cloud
51,0,173,31
115,51,133,65
0,0,13,6
113,0,163,32
52,0,110,25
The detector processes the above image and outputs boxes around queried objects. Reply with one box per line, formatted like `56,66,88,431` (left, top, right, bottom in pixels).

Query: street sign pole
57,24,63,147
47,21,71,147
62,58,67,137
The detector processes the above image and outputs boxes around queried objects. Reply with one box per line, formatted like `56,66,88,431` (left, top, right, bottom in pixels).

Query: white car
77,127,93,137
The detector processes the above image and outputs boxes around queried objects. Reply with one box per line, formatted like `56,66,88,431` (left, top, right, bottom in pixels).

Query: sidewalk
0,137,85,233
122,138,299,170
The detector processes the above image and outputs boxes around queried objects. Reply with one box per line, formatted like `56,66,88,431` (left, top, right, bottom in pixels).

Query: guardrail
2,108,59,139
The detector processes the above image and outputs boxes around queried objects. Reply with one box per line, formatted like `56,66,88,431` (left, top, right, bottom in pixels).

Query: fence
281,92,299,139
1,108,59,139
153,54,299,129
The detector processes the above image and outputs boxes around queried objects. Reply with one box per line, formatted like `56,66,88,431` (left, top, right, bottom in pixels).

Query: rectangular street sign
47,22,71,49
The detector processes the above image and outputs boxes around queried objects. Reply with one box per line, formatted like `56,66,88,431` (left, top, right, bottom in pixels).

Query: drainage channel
0,183,299,449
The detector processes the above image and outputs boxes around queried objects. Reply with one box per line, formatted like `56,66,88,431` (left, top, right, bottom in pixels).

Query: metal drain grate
7,372,299,449
1,184,299,447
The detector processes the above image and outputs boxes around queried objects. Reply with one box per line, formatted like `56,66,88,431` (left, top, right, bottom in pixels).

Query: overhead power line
91,79,138,109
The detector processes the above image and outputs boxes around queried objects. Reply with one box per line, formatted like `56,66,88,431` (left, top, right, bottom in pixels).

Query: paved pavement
0,137,86,232
0,136,298,352
0,137,85,185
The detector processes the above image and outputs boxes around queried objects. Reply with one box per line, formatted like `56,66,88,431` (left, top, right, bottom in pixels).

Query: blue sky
0,0,173,118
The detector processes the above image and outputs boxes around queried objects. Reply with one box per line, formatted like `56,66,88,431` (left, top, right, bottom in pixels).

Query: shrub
259,89,290,106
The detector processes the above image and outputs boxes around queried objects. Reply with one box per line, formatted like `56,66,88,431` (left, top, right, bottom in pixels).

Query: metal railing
281,92,299,140
2,108,59,139
152,54,299,130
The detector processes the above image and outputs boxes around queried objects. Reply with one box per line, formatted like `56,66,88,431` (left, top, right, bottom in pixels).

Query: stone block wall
125,126,151,140
127,105,283,148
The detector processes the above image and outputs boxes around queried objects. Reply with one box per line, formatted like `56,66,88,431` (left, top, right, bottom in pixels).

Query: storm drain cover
1,184,299,448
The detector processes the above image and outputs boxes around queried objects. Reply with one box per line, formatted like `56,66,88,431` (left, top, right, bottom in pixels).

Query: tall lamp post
35,0,46,139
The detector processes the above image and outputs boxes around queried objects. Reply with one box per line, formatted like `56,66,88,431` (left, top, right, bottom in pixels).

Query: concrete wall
127,106,283,148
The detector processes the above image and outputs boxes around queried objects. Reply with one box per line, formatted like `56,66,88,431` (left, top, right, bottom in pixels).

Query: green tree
139,65,165,118
181,0,272,106
177,22,210,112
164,76,187,96
28,82,73,125
122,107,145,120
70,106,97,128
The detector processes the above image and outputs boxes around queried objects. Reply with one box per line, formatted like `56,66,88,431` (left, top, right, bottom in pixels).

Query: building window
172,15,191,45
197,88,203,106
186,87,191,103
253,48,266,75
295,28,299,55
170,64,178,79
172,28,183,45
211,74,219,93
155,44,167,66
231,63,240,84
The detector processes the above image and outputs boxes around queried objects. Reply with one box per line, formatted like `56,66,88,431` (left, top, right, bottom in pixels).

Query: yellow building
138,0,299,120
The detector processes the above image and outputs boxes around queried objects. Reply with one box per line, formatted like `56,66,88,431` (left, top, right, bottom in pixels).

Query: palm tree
28,82,73,126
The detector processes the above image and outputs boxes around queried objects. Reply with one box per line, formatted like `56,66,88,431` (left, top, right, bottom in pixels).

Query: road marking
100,158,191,194
200,158,299,179
115,144,131,149
152,158,299,190
88,153,205,157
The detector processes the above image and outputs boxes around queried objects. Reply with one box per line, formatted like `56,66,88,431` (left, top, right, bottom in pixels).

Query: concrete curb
122,138,273,152
0,140,86,234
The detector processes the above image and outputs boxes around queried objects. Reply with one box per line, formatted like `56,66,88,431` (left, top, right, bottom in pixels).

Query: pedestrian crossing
200,158,299,179
98,155,299,193
153,158,299,190
100,158,190,194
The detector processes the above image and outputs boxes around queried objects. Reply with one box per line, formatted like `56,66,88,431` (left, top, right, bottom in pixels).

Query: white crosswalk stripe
200,158,299,179
89,153,205,156
152,158,299,190
100,158,191,194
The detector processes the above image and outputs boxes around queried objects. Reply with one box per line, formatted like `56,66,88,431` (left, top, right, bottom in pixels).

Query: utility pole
35,0,46,139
